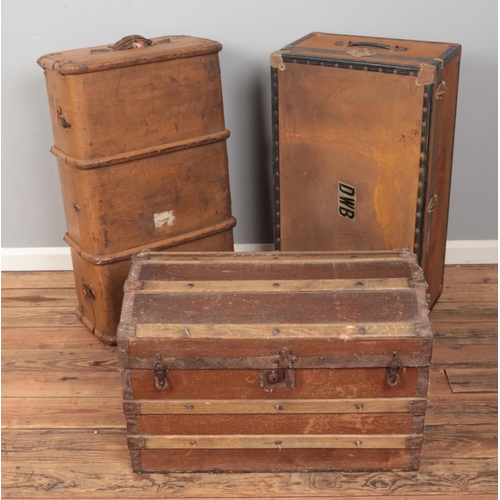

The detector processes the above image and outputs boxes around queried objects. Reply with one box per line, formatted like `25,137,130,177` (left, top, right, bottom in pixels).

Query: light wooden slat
1,327,106,349
144,251,406,263
432,301,498,312
424,424,498,459
426,394,498,425
135,322,418,339
1,288,78,307
139,278,411,293
139,434,414,450
1,307,81,327
133,398,425,415
2,349,118,372
446,368,498,393
432,344,498,369
443,265,497,285
1,371,121,398
1,271,75,289
1,398,124,429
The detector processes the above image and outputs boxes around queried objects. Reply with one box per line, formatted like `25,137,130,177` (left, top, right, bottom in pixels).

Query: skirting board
1,241,497,271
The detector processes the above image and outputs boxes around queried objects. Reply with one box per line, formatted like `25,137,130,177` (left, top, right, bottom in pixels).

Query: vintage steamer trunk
271,32,461,308
119,251,433,473
38,35,236,345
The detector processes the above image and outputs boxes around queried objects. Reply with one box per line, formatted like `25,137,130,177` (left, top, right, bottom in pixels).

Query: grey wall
2,0,497,247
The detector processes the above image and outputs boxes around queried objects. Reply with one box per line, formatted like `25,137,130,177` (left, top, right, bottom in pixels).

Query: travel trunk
118,251,433,473
271,32,461,308
37,35,236,344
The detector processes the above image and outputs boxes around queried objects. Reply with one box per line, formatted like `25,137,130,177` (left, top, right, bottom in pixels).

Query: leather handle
346,41,407,51
112,34,153,51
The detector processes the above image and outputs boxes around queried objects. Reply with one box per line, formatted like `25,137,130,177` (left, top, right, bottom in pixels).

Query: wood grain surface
1,264,497,498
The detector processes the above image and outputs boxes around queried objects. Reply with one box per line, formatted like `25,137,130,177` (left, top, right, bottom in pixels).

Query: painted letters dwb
338,182,356,220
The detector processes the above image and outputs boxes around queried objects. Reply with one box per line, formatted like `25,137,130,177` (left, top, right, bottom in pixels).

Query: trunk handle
112,34,154,50
343,41,407,51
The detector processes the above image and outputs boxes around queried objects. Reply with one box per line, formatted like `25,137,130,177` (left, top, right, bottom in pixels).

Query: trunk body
38,35,236,344
119,251,433,472
272,32,461,308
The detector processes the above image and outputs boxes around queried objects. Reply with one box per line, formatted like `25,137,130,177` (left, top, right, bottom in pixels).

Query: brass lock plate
259,369,296,389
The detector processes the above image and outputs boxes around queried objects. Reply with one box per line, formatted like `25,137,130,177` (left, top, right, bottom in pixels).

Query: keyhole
267,371,280,384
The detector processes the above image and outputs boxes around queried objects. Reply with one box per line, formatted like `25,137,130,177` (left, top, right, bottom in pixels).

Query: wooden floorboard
446,368,498,393
1,264,497,498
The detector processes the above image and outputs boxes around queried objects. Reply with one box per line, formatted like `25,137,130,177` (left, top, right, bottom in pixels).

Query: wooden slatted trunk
272,32,461,309
37,35,236,345
118,251,433,472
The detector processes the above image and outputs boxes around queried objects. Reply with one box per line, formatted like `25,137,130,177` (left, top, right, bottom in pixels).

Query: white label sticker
154,210,175,229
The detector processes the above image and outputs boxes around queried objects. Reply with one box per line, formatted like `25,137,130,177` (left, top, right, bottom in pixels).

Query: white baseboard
1,241,496,271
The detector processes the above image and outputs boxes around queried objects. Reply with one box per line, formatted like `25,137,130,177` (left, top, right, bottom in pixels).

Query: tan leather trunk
38,35,236,345
118,251,433,473
271,33,461,308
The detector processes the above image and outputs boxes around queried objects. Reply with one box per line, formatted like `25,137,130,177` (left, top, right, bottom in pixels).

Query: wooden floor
1,265,498,499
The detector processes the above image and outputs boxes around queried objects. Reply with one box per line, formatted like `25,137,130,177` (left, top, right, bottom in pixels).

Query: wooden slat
2,348,118,372
2,371,121,398
424,424,498,459
10,497,500,500
439,283,497,303
1,288,78,307
426,394,498,425
432,344,498,369
446,368,498,393
1,398,124,429
138,260,415,283
1,327,107,349
132,397,425,415
1,307,81,327
290,458,498,496
1,271,75,289
136,412,415,436
428,369,453,395
139,277,411,293
2,429,127,461
430,307,498,323
130,367,420,400
138,434,415,450
1,462,292,498
131,290,420,324
134,321,419,339
144,251,407,262
433,322,498,344
1,459,496,498
443,265,497,285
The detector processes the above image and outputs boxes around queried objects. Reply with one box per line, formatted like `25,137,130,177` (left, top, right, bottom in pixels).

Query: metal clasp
427,194,439,213
386,351,402,387
151,354,169,390
435,81,447,100
260,347,298,389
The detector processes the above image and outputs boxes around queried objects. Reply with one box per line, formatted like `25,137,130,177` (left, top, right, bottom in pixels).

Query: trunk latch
151,354,169,390
260,347,298,389
386,351,403,387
